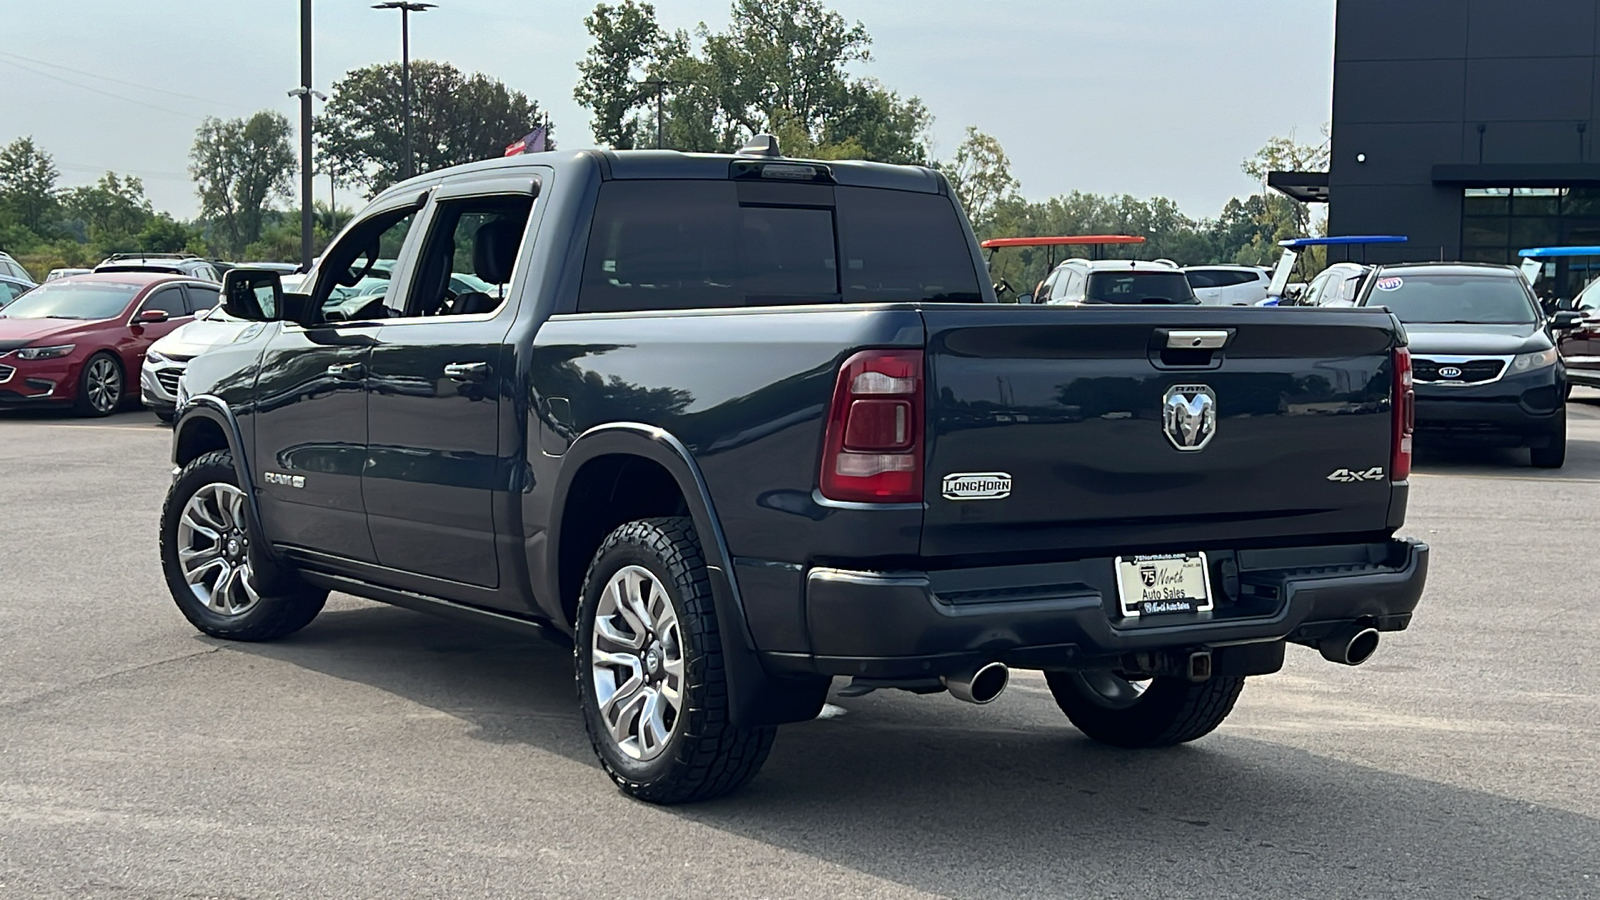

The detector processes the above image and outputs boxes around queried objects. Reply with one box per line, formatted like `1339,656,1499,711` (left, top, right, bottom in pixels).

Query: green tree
0,136,61,234
318,61,551,196
574,0,664,149
59,173,154,244
190,111,298,257
576,0,932,162
940,127,1019,229
1241,126,1329,242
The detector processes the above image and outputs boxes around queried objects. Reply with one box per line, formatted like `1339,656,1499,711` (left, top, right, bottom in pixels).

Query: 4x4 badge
1327,467,1385,483
1163,384,1216,451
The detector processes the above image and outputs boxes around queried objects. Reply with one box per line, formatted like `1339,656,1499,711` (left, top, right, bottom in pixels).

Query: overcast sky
0,0,1333,220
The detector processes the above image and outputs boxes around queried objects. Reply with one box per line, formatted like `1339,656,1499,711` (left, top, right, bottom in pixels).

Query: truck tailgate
920,306,1401,559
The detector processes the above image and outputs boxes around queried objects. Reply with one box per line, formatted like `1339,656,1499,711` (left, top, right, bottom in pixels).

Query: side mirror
1552,310,1584,329
220,267,284,322
136,308,170,324
1015,291,1034,304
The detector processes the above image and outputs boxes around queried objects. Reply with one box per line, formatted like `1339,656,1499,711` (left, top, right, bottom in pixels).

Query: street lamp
372,1,436,181
288,86,327,270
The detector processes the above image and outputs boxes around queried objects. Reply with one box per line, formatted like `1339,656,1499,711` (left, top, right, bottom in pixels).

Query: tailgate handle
1165,330,1231,350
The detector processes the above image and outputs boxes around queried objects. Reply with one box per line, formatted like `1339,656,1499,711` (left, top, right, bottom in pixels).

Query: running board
296,570,567,642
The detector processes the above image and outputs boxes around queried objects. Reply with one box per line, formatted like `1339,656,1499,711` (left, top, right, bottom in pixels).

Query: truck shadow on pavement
230,601,1600,898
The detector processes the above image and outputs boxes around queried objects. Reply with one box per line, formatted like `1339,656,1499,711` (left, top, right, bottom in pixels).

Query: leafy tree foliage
0,136,61,233
60,173,154,244
574,0,665,150
576,0,931,162
940,127,1020,230
190,111,298,258
319,61,551,196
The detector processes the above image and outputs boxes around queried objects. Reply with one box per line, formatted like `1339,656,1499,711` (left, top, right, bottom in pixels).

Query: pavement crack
0,646,222,713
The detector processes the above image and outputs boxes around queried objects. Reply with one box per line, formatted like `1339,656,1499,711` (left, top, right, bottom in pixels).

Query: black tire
1531,409,1566,468
154,408,176,424
575,517,776,804
160,449,327,641
1045,670,1245,748
73,352,124,417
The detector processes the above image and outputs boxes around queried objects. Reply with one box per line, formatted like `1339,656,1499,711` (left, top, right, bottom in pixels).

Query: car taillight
1391,346,1414,481
819,349,924,503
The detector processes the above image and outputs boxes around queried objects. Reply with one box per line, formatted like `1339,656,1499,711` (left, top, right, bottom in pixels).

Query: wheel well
558,454,690,625
175,417,230,467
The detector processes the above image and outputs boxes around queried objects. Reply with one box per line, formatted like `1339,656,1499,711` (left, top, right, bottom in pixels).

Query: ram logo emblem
1163,385,1217,451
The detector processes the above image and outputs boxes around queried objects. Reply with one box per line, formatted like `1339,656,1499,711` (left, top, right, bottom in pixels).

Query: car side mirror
220,267,284,322
136,309,170,324
1015,291,1033,304
1552,310,1584,329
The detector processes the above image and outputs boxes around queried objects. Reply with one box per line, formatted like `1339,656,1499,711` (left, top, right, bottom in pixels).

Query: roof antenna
737,134,782,157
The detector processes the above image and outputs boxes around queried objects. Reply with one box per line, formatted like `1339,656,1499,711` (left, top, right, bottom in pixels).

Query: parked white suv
1035,259,1200,305
1183,265,1270,305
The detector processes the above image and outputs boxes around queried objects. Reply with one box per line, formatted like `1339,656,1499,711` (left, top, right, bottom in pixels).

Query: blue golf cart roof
1277,235,1409,248
1518,246,1600,258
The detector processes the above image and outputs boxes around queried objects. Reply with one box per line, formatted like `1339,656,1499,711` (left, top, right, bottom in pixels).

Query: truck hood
0,316,116,351
151,317,250,359
1402,323,1547,356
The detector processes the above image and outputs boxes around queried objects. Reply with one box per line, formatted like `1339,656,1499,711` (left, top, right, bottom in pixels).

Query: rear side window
1085,271,1198,304
143,286,188,316
1185,270,1222,288
577,180,981,312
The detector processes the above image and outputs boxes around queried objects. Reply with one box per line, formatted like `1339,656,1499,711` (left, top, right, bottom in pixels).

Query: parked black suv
160,139,1428,803
1356,262,1572,467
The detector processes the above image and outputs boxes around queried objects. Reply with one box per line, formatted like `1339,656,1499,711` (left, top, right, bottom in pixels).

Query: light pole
372,1,435,181
289,0,321,270
288,86,326,268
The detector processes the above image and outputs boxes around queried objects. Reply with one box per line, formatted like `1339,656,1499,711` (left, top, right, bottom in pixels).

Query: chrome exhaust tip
941,662,1010,704
1319,626,1380,666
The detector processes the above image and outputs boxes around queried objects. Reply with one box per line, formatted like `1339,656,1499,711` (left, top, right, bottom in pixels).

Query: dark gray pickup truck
159,137,1428,803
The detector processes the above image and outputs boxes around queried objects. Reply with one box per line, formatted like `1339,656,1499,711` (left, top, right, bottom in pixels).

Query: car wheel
1532,432,1567,468
73,352,123,417
1044,670,1245,748
160,449,327,641
576,517,776,804
154,409,176,424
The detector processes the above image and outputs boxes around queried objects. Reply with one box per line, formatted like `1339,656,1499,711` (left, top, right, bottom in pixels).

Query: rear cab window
577,179,982,313
1084,270,1198,304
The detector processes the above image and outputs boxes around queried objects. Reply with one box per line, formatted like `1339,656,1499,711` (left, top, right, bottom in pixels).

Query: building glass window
1465,187,1600,298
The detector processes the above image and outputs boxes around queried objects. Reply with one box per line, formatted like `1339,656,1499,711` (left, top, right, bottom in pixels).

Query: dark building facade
1327,0,1600,289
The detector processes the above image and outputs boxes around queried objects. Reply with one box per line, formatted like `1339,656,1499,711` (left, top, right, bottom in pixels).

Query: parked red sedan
0,273,209,416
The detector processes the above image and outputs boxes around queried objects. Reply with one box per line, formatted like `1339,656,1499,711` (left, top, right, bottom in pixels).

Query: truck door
361,179,537,591
251,202,424,563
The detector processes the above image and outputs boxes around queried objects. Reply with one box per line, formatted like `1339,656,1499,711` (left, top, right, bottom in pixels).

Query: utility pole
287,1,326,270
640,79,676,149
373,2,436,180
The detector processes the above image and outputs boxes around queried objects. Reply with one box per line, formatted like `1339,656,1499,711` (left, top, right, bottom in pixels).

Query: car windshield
1366,273,1536,324
1085,271,1198,304
0,281,140,320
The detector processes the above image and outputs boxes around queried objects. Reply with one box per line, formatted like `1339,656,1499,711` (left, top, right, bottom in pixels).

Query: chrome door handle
326,362,365,380
444,361,490,382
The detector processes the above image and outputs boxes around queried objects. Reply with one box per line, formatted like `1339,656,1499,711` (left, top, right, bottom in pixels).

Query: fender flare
550,423,828,727
172,395,278,564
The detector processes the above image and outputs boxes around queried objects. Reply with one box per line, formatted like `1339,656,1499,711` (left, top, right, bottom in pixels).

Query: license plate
1114,552,1212,617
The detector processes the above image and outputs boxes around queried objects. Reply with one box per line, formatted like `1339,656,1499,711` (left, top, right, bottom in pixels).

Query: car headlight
16,344,75,360
1511,348,1560,372
146,349,168,365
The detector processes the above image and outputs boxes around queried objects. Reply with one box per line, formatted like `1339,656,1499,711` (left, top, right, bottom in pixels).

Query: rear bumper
763,538,1427,679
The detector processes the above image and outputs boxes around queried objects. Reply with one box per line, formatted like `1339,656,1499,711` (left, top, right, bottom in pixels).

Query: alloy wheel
590,565,685,761
176,482,260,616
85,357,121,413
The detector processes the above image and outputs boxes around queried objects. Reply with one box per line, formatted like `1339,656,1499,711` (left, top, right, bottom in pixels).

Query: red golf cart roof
980,235,1147,249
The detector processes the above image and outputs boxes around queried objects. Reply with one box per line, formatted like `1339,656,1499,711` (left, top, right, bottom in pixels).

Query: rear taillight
1391,346,1414,481
819,349,924,503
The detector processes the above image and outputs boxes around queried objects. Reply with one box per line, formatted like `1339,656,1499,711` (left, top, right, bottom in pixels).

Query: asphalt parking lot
2,400,1599,899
